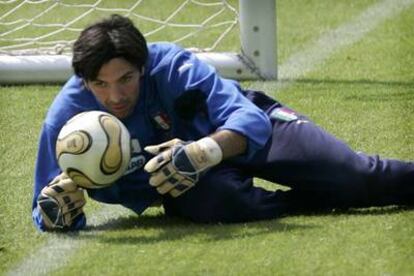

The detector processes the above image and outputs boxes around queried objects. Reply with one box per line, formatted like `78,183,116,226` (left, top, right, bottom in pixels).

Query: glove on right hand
37,173,86,230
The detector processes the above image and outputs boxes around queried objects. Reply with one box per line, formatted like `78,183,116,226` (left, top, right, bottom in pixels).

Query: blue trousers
163,91,414,223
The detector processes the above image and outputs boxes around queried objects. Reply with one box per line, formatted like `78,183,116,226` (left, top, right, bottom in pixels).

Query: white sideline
6,0,413,275
7,205,131,276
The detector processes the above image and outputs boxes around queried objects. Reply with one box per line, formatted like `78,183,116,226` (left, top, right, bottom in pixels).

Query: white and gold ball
56,111,131,188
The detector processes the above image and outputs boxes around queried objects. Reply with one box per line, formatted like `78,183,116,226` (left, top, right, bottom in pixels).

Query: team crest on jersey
152,112,171,130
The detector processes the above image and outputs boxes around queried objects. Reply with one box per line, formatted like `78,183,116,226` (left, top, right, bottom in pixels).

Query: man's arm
153,44,272,159
209,130,247,159
144,44,270,197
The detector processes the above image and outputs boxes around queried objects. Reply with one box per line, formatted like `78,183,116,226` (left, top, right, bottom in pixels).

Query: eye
120,75,133,84
93,81,108,88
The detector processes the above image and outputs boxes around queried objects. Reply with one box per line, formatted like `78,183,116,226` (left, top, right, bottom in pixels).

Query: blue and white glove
37,173,86,230
144,137,223,197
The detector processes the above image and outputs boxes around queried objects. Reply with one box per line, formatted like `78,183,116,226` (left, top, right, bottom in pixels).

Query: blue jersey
32,42,272,231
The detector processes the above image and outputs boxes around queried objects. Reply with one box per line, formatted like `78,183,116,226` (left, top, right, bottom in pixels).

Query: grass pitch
1,0,414,275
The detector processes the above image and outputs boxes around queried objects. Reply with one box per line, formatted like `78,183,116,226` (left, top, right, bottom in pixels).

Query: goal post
239,0,277,80
0,0,277,84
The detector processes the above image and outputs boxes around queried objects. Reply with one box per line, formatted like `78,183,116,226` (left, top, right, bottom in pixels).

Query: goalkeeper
32,14,414,231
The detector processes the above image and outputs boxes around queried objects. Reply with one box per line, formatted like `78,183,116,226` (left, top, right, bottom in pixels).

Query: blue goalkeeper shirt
32,42,272,231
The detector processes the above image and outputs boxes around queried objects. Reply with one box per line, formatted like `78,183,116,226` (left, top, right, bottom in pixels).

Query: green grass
277,0,379,64
1,0,414,275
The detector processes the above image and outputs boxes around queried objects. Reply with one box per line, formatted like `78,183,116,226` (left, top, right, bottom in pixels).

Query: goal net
0,0,277,84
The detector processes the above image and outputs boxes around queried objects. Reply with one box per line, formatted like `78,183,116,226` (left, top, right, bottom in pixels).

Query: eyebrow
93,70,137,83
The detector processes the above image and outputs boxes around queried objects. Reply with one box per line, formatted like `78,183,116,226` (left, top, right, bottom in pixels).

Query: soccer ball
56,111,131,189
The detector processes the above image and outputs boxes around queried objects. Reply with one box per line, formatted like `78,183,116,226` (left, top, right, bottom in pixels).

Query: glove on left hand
144,137,222,197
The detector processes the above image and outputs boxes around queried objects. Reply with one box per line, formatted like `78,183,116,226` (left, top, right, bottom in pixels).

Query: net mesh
0,0,239,55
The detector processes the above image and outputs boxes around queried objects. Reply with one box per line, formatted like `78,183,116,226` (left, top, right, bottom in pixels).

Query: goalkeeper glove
37,173,86,230
144,137,223,197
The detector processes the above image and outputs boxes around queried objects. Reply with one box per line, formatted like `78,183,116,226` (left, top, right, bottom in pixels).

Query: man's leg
248,109,414,211
163,126,413,223
164,102,413,222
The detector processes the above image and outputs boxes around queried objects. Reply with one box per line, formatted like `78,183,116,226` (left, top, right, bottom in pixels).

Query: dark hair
72,14,148,81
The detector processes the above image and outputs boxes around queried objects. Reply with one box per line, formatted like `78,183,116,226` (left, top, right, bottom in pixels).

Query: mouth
112,103,127,111
110,103,130,117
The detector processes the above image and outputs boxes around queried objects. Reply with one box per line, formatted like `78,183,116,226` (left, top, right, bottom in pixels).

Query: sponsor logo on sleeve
124,138,146,175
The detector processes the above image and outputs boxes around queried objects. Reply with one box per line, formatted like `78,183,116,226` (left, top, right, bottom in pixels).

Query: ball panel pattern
67,168,101,188
99,114,123,175
56,130,92,160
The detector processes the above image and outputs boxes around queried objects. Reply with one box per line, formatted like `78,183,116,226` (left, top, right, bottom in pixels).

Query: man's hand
37,173,86,230
144,137,223,197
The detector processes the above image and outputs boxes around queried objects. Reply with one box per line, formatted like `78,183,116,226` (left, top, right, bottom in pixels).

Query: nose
108,84,125,103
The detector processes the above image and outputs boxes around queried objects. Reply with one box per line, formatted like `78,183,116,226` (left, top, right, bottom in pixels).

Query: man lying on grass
32,14,414,231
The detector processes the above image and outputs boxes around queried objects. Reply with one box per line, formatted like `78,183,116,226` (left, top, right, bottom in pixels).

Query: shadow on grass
331,205,414,216
284,205,414,222
69,205,413,245
72,212,315,244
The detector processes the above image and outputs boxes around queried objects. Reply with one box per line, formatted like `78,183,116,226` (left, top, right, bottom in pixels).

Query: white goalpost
0,0,277,84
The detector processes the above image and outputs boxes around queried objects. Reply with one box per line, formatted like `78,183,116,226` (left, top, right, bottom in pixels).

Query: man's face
86,58,142,119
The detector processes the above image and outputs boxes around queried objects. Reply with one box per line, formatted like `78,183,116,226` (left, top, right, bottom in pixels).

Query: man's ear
140,66,145,76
